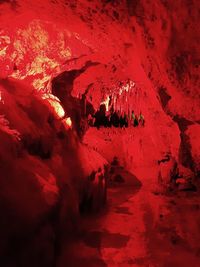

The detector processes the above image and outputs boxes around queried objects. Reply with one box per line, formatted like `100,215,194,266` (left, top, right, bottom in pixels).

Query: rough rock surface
186,124,200,172
0,78,107,266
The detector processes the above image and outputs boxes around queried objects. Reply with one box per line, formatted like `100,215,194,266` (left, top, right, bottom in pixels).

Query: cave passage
0,0,199,267
57,159,200,267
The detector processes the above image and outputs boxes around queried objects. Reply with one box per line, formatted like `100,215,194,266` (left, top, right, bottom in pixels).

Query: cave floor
57,167,200,267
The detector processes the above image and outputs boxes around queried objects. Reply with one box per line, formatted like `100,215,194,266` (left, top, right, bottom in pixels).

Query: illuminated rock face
0,0,198,167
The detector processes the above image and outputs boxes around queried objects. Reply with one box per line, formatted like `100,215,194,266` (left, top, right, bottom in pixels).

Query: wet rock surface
58,167,200,267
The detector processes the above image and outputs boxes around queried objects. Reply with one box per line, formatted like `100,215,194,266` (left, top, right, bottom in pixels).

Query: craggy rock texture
186,125,200,172
128,0,200,173
0,0,199,266
0,78,107,266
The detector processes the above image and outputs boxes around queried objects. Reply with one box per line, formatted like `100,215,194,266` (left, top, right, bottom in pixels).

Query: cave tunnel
0,0,200,266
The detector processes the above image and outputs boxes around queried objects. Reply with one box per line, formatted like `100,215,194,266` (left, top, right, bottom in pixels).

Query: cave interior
0,0,200,266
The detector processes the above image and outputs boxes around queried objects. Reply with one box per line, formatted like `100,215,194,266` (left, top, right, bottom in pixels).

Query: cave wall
127,0,200,172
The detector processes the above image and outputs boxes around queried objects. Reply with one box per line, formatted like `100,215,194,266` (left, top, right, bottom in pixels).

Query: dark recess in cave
158,86,171,108
173,115,195,171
